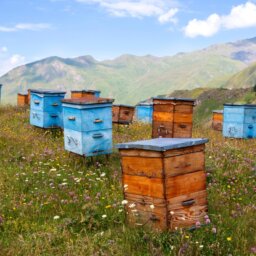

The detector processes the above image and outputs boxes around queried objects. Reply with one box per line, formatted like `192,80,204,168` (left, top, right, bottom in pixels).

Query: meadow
0,106,255,256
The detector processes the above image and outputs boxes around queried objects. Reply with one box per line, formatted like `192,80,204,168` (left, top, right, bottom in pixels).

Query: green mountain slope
224,62,256,89
1,37,256,105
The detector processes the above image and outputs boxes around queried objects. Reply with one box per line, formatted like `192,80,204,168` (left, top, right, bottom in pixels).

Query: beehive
71,90,101,100
112,105,135,124
17,93,29,107
30,89,66,128
62,97,114,157
212,110,223,131
152,97,195,138
135,103,153,123
223,104,256,138
116,138,208,231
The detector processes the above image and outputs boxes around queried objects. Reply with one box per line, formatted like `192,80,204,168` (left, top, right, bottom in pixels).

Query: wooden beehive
116,138,208,231
212,110,223,131
112,105,135,124
71,90,101,100
152,97,195,138
223,103,256,138
62,97,114,157
17,93,29,107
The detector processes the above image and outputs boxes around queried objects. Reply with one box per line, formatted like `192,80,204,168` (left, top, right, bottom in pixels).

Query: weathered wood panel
166,171,206,198
17,94,29,107
173,123,193,138
152,121,173,138
153,111,174,122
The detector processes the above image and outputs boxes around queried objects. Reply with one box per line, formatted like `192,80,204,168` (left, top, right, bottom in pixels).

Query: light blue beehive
135,102,153,123
223,103,256,138
62,97,114,157
30,89,66,128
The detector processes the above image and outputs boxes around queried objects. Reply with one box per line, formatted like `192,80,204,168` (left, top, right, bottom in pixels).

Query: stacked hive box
116,138,208,231
17,93,29,107
152,97,195,138
223,103,256,138
30,89,66,128
71,90,101,100
212,110,223,131
135,102,153,123
112,105,135,124
62,98,114,157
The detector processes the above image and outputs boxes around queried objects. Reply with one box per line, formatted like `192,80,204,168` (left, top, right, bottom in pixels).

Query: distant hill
1,37,256,105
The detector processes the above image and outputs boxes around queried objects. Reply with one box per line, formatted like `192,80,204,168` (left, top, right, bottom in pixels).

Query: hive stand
223,103,256,138
30,89,66,129
135,103,153,123
112,105,135,125
116,138,208,231
71,90,101,100
62,97,114,158
212,110,223,131
152,97,195,139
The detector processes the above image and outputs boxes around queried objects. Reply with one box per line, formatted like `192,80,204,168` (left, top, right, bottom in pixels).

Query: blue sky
1,0,256,75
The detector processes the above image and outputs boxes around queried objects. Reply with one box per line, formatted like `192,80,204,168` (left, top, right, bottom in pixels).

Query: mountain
1,37,256,105
224,62,256,89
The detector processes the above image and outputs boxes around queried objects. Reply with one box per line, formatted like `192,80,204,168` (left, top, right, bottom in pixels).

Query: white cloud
184,1,256,38
75,0,179,23
0,46,8,53
0,23,52,32
0,52,26,76
158,8,178,24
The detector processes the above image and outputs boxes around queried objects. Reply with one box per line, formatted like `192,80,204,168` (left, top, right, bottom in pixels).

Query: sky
1,0,256,75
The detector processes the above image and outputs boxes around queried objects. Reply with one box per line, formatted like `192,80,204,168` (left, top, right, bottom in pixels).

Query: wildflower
102,214,107,219
199,245,204,248
185,235,189,239
150,204,155,209
227,237,232,241
195,221,201,228
250,247,256,253
129,203,136,208
212,227,217,234
100,173,106,177
105,205,111,209
205,218,211,224
121,200,128,205
53,215,60,220
118,209,123,212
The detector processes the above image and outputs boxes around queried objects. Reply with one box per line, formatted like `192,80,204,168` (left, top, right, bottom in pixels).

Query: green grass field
0,106,255,255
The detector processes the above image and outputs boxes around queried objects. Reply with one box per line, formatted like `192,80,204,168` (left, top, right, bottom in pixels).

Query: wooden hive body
30,89,66,128
71,90,101,100
62,97,114,157
212,110,223,131
152,97,195,138
135,103,153,123
223,104,256,138
116,138,208,231
17,93,29,107
112,105,135,124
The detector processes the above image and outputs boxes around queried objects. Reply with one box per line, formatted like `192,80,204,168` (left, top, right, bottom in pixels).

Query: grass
0,106,255,255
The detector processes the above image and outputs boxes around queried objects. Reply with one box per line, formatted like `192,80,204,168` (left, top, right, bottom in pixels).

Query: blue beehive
135,102,153,123
62,97,114,157
30,89,66,128
223,103,256,138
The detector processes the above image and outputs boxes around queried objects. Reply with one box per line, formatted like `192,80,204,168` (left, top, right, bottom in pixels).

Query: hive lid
30,89,66,94
71,89,101,93
153,97,195,102
212,110,223,113
113,104,134,108
116,138,208,151
18,92,28,96
136,102,153,106
62,97,114,105
224,103,256,107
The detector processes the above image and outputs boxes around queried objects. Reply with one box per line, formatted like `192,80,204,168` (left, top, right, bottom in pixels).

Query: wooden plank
122,156,163,178
174,105,193,113
164,151,204,177
174,113,193,123
173,123,192,138
153,111,173,122
166,170,206,198
164,144,205,157
154,104,174,113
168,190,207,229
152,121,173,138
112,106,120,123
123,174,164,198
119,149,163,158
